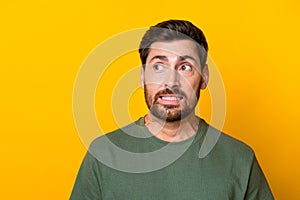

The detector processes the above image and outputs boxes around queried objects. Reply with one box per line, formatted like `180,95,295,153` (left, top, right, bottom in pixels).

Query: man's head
139,20,209,122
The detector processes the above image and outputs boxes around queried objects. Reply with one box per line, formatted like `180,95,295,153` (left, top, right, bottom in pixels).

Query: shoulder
89,120,145,153
198,124,258,180
201,124,255,162
219,131,254,155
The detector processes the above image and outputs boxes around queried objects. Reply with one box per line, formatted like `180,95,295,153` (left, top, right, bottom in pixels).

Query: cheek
182,76,201,92
144,73,166,86
145,84,160,96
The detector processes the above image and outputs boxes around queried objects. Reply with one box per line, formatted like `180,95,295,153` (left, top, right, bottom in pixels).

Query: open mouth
159,96,183,101
157,94,183,105
153,88,186,105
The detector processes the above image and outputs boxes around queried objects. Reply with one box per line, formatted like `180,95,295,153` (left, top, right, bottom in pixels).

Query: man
70,20,274,199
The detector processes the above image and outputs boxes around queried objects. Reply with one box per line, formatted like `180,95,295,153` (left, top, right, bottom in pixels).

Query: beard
144,85,200,122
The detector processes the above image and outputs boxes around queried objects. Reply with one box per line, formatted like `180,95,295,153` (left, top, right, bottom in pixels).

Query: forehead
147,40,200,63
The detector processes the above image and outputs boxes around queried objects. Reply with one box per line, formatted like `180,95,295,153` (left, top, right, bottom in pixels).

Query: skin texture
140,40,209,142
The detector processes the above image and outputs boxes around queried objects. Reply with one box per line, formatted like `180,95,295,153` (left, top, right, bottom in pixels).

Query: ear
140,66,145,89
200,64,209,89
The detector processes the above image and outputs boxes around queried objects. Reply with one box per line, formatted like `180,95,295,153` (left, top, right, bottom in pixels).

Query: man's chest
99,156,247,200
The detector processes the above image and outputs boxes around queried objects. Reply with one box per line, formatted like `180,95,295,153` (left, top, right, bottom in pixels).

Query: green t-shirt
70,118,274,199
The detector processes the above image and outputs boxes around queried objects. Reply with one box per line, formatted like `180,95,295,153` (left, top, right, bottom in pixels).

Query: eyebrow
178,55,197,63
149,55,197,63
149,55,168,62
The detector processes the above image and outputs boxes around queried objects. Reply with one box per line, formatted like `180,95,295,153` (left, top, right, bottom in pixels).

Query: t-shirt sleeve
70,152,102,200
245,155,274,200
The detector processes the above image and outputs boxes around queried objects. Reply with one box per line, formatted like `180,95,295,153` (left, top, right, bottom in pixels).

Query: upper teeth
161,96,181,100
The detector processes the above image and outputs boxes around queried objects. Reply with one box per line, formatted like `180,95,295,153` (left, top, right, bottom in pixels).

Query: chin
150,104,192,122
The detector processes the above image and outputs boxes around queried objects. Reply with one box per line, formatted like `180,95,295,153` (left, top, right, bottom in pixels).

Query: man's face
141,40,209,122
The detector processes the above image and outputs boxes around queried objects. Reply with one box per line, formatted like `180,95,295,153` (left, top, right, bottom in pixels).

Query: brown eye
181,64,192,71
153,64,165,72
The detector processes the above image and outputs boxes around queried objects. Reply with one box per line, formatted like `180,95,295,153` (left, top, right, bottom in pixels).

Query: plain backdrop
0,0,299,199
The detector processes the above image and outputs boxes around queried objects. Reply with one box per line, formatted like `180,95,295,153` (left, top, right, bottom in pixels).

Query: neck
144,112,199,142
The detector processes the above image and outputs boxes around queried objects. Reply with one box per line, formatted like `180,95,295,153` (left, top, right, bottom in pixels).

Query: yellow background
1,0,299,199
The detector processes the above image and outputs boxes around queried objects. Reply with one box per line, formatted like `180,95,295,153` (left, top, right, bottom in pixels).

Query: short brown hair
139,20,208,68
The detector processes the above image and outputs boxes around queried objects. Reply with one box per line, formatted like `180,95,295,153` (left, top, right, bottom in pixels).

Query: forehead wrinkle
148,42,200,65
149,53,197,66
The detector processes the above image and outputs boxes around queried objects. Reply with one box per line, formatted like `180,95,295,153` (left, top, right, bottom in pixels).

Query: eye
153,64,165,72
180,64,192,71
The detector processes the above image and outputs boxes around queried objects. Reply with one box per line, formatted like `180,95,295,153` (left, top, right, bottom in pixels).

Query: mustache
154,88,187,102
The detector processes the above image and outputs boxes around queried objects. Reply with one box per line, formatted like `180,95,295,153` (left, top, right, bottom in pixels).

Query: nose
164,68,180,88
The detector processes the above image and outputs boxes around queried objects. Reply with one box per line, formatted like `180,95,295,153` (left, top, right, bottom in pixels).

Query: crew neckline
134,116,209,146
